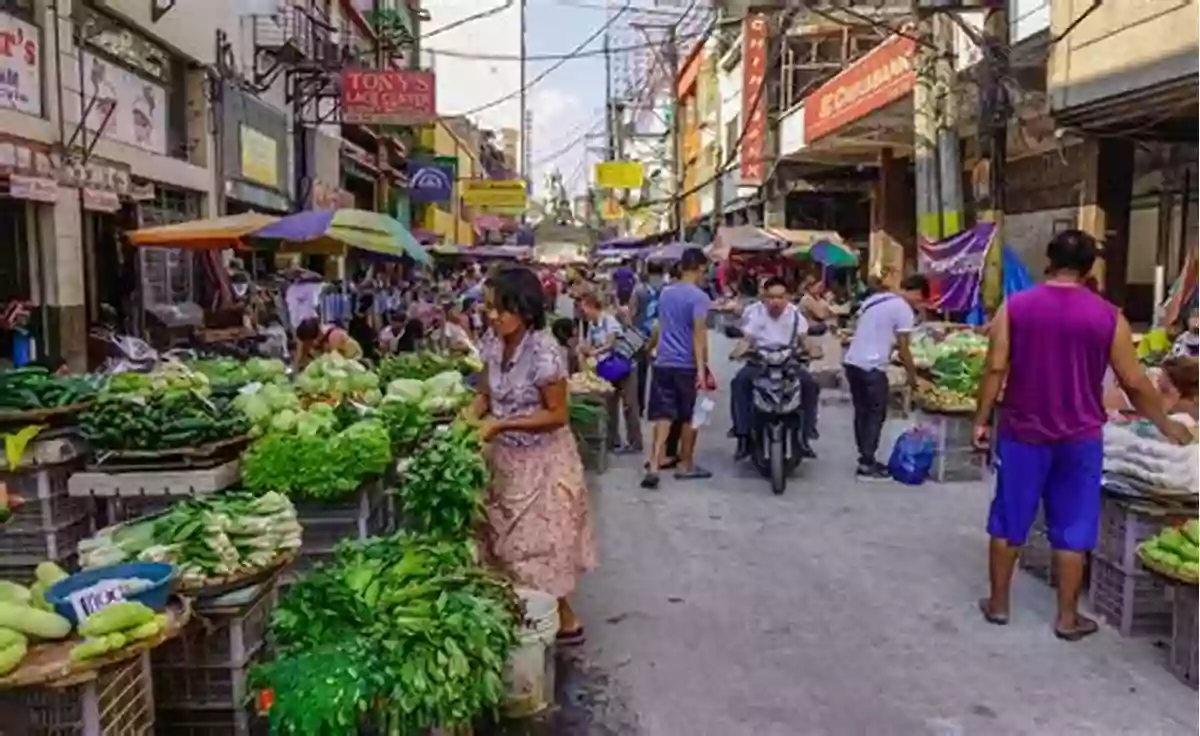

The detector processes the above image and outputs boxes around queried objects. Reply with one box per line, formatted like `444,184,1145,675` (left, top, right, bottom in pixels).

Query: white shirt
843,293,916,371
742,302,807,350
285,282,324,329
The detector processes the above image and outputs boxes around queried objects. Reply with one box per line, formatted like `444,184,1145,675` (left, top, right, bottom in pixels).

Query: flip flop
640,473,660,490
978,598,1009,626
643,458,680,471
1054,615,1099,642
556,627,586,646
674,466,713,480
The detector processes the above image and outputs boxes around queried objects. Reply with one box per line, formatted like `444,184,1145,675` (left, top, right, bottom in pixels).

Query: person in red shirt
540,269,559,310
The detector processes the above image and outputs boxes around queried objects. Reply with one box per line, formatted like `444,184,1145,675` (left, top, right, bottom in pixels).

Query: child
551,317,581,375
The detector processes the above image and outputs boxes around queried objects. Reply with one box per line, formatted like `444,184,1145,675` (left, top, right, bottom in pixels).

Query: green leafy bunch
376,400,435,451
251,534,520,735
79,390,248,451
397,422,488,539
379,353,473,383
241,419,393,499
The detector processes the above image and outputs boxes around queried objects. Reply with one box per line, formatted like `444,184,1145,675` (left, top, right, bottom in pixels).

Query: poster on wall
0,13,41,116
79,52,167,155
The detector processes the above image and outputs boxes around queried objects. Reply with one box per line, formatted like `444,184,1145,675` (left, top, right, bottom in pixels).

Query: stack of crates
152,579,279,735
1089,497,1184,638
1168,584,1198,690
291,482,392,577
0,652,154,734
0,458,93,583
1018,513,1057,587
916,411,988,483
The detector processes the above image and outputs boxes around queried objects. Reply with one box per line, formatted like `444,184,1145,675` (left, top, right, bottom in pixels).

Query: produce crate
916,411,987,483
153,579,279,671
0,514,93,565
291,483,391,575
1,461,94,533
1168,584,1198,689
1089,557,1174,638
154,706,267,736
1019,522,1057,587
0,651,154,735
1094,497,1189,575
67,461,241,499
576,434,610,475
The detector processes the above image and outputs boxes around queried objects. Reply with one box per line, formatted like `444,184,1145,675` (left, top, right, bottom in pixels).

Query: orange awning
127,212,280,249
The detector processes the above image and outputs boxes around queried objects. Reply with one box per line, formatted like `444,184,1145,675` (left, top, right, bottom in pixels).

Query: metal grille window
138,187,200,307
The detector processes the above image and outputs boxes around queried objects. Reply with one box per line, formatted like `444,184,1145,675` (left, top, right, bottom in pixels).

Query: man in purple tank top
973,230,1191,641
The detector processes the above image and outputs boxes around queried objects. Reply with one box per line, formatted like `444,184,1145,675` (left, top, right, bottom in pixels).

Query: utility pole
913,17,939,252
519,0,528,219
604,30,615,160
665,24,681,237
373,0,388,216
978,6,1009,313
934,14,963,238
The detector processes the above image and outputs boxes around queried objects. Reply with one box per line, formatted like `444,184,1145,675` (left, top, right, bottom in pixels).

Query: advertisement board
803,34,916,144
0,12,40,116
79,52,168,155
739,13,768,185
341,70,436,125
462,180,526,215
240,126,278,188
595,161,644,190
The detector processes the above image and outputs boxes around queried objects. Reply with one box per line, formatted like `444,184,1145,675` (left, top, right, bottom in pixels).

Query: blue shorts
986,434,1103,552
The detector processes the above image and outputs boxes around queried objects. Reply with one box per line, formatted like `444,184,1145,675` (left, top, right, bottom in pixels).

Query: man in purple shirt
974,230,1191,640
612,265,637,306
642,248,713,489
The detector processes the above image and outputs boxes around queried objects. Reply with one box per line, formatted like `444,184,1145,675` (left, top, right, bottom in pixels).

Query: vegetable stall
0,343,582,733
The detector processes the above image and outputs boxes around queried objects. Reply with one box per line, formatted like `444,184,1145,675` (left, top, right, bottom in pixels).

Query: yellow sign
240,126,278,188
601,197,624,221
462,179,527,214
595,161,644,189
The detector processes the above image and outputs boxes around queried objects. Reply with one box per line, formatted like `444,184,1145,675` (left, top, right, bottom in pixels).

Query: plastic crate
1089,557,1174,638
917,411,987,483
154,706,267,736
0,514,93,564
1019,526,1057,587
1095,498,1188,575
0,651,154,735
153,663,253,711
1169,585,1198,689
154,583,279,670
299,495,390,556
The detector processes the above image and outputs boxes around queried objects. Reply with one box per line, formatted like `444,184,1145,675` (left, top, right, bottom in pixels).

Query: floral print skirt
482,427,597,599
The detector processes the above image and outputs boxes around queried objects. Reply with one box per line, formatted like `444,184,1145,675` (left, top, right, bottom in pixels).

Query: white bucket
503,588,560,718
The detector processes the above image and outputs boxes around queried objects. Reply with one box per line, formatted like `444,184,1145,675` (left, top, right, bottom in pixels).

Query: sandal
978,597,1009,626
640,472,660,490
1054,615,1099,642
556,626,586,646
674,466,713,480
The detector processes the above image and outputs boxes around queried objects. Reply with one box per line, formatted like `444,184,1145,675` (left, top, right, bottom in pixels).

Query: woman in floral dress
466,266,596,644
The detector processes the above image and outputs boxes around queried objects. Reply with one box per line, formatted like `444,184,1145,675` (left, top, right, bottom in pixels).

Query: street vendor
294,317,362,367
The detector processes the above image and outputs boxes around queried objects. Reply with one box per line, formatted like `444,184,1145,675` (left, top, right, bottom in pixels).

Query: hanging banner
594,161,644,190
341,69,436,125
406,156,455,203
461,179,526,214
739,12,768,185
918,222,995,312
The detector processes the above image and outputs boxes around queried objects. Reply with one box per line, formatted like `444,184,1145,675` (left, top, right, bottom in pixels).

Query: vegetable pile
0,368,99,413
1138,519,1200,583
379,353,480,383
385,370,472,414
295,353,382,405
0,562,74,676
376,400,434,451
241,420,392,499
80,390,249,451
78,492,301,587
188,357,288,394
250,534,519,735
70,601,167,662
396,423,488,538
103,363,211,398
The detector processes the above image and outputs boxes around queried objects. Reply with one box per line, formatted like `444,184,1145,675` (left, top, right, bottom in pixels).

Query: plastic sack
887,426,936,485
595,354,632,383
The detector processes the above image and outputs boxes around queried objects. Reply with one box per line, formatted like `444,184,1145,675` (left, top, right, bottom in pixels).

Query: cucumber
0,601,72,639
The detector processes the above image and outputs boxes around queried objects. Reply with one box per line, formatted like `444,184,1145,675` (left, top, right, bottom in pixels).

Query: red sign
739,13,768,186
341,70,436,125
803,34,916,144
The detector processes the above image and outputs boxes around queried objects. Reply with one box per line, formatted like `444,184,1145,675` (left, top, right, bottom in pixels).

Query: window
139,247,193,307
724,114,739,160
0,197,29,304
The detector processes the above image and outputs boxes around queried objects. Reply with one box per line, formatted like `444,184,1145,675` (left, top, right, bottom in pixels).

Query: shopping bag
596,353,633,383
887,425,936,485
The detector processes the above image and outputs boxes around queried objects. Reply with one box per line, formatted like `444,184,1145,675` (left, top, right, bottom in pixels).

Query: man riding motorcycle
729,277,822,461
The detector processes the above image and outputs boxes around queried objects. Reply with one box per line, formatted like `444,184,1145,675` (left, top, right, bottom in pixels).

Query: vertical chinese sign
739,12,768,186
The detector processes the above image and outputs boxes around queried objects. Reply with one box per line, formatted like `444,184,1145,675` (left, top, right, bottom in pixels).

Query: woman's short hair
296,317,320,341
486,266,547,330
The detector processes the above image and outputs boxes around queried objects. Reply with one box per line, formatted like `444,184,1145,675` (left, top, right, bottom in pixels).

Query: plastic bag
887,426,936,485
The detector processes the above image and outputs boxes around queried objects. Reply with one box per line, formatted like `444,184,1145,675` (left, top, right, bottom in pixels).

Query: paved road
555,329,1197,736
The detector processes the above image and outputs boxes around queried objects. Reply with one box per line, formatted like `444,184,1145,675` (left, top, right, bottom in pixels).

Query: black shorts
647,366,698,423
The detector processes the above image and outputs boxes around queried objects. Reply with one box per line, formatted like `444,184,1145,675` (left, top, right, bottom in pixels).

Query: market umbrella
642,242,688,264
248,209,430,264
809,241,859,268
127,212,279,249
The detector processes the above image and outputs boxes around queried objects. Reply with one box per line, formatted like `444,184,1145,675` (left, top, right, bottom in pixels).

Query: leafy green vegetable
241,419,392,499
376,400,434,451
397,422,488,539
295,353,380,404
0,368,100,411
80,390,248,451
378,353,477,383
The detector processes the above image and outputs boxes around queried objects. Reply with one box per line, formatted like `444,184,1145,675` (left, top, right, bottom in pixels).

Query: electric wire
423,28,711,61
423,0,516,41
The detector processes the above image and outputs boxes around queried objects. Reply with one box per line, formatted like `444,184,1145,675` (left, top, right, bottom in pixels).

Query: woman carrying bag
579,293,644,454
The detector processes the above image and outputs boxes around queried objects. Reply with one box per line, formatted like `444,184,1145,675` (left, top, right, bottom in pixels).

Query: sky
423,0,612,198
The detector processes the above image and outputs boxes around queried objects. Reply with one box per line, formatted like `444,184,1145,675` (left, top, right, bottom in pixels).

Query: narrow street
555,332,1198,736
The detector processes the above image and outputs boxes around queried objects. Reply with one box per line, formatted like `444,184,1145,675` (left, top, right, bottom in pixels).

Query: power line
452,2,633,119
530,117,607,168
424,0,516,41
423,28,710,61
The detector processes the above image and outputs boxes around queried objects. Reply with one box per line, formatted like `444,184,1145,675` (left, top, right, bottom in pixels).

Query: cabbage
271,409,298,433
425,371,464,396
362,388,383,405
386,379,426,402
307,402,336,418
348,371,380,392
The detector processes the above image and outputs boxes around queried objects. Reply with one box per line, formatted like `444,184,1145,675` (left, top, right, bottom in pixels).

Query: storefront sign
311,180,354,210
407,157,454,203
79,52,168,155
240,125,278,188
0,13,40,116
341,70,436,125
803,34,916,144
461,179,526,214
739,13,768,186
83,188,120,212
594,161,644,190
10,174,57,203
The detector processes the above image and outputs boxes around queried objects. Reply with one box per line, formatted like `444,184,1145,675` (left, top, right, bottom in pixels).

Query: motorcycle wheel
769,434,787,495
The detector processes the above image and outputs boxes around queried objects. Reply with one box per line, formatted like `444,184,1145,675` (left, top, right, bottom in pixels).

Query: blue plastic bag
887,426,936,485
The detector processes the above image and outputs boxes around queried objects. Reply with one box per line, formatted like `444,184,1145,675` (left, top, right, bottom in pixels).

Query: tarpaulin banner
918,222,995,312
